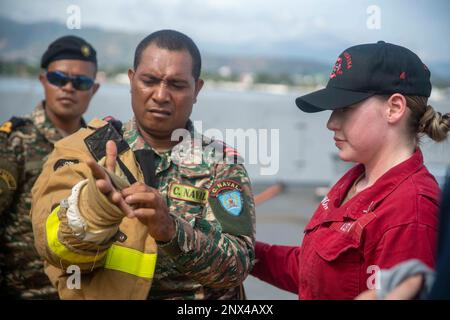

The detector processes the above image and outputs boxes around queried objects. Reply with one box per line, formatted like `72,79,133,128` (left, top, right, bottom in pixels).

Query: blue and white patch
208,179,252,236
217,190,242,216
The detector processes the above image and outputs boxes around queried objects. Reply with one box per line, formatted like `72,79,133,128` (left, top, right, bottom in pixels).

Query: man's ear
128,68,135,83
39,72,46,85
386,93,408,124
193,79,204,104
92,83,100,96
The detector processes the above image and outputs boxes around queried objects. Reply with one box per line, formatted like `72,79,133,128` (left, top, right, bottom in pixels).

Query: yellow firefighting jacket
31,119,157,299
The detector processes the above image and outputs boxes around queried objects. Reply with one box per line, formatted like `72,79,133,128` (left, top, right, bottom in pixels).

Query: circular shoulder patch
217,190,242,216
210,179,243,216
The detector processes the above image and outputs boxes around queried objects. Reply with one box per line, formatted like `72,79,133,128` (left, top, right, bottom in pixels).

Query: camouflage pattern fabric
0,102,81,299
122,118,256,300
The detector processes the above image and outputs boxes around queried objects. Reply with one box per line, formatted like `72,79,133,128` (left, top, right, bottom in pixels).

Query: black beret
41,35,97,69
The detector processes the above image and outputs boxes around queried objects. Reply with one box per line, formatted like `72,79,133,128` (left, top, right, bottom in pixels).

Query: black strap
134,149,157,188
117,158,137,184
83,121,157,187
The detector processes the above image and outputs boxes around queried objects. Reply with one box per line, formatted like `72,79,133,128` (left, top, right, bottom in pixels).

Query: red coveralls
252,149,440,299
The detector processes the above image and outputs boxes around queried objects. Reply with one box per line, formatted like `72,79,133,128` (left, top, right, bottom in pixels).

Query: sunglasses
46,71,95,91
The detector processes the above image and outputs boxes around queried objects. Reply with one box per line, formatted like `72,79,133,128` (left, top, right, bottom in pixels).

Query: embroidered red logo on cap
330,57,342,79
399,72,406,80
343,52,352,69
330,52,352,79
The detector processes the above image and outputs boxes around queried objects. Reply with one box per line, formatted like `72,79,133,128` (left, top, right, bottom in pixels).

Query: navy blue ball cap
295,41,432,113
41,35,97,69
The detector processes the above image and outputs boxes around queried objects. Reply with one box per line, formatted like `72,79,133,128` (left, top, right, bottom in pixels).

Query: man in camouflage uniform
0,35,99,299
30,30,255,299
123,119,255,299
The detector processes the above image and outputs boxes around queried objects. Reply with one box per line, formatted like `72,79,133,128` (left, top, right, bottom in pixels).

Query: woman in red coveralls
251,41,450,299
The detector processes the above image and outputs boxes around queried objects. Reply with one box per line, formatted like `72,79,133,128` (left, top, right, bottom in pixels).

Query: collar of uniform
343,148,424,220
122,118,204,175
31,101,63,144
122,118,169,174
171,120,213,168
32,101,87,143
304,164,364,232
123,118,152,151
305,149,424,231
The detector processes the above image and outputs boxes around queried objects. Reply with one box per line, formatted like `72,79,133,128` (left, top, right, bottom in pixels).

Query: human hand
355,274,424,300
85,140,134,217
384,274,424,300
122,182,176,242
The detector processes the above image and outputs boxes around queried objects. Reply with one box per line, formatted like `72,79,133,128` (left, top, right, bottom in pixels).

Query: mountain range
0,15,449,84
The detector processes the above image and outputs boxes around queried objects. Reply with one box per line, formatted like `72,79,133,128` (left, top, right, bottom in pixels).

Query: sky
0,0,449,63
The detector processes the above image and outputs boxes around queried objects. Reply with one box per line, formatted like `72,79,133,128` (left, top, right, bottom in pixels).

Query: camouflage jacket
0,102,83,299
122,119,256,299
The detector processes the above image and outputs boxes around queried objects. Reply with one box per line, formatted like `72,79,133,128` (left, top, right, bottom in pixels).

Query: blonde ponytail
405,96,450,143
418,105,450,142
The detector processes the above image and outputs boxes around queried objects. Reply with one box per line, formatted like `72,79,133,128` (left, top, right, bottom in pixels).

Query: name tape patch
169,183,209,204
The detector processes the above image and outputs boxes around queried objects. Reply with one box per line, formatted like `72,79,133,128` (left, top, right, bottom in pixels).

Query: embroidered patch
330,51,352,79
54,159,80,171
0,168,17,190
168,183,209,204
210,179,241,195
208,179,252,236
321,195,330,210
330,212,377,242
210,180,243,216
0,121,12,134
218,190,243,216
84,122,129,161
330,57,343,79
340,222,354,233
